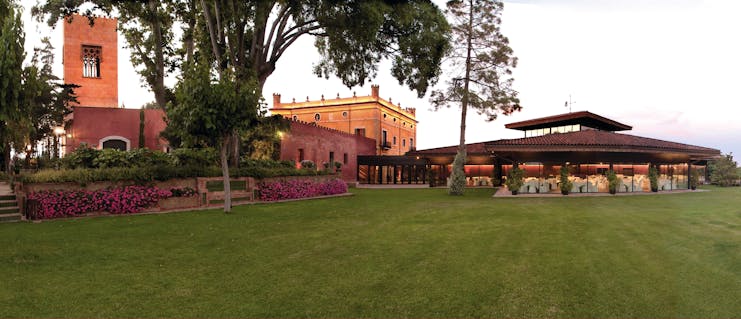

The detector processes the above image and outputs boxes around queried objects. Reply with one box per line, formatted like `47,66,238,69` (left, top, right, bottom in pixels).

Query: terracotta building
271,85,417,155
61,14,167,154
63,14,118,108
280,121,377,181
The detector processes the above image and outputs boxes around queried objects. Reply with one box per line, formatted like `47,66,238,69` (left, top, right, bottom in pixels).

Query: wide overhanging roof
411,130,720,161
505,111,632,132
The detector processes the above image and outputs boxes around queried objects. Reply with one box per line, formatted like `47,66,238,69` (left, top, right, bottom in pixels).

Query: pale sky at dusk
20,0,741,158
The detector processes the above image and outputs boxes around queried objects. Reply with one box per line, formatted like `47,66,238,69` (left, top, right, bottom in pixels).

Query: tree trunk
459,0,474,151
148,0,167,108
220,134,232,213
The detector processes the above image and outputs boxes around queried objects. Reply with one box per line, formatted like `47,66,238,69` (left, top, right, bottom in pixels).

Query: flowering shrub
27,186,173,219
258,179,347,201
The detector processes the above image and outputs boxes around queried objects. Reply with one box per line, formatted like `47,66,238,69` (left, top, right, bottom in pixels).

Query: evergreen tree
430,0,520,195
0,0,25,172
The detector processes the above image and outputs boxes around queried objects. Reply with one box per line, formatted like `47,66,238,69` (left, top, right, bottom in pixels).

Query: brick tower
63,14,118,108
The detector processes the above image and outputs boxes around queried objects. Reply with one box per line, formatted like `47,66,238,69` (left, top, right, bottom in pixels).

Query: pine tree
430,0,520,195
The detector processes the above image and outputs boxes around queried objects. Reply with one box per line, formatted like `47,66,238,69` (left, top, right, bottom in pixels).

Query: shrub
258,178,347,201
62,145,100,169
690,169,700,190
607,169,619,194
170,148,218,167
648,166,659,192
27,186,173,219
448,149,467,195
504,167,524,195
560,165,573,195
334,161,342,170
300,160,315,170
127,148,172,167
93,149,130,168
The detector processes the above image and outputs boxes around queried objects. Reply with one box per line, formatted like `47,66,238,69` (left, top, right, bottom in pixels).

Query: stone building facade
271,85,417,156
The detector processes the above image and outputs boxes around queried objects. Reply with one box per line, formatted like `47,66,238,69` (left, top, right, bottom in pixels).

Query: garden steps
0,182,21,222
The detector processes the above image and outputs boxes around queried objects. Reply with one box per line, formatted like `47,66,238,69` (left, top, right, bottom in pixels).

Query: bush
559,165,573,195
648,166,659,192
93,149,130,168
170,187,197,197
607,169,619,194
27,186,173,219
504,167,524,195
62,145,100,169
258,178,347,201
690,169,700,190
448,149,467,195
300,160,315,170
170,148,218,167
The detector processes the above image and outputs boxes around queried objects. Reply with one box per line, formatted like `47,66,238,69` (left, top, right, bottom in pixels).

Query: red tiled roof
411,142,489,155
412,130,719,157
486,130,719,155
504,111,632,131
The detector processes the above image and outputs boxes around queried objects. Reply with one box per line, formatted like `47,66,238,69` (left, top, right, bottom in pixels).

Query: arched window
99,136,130,151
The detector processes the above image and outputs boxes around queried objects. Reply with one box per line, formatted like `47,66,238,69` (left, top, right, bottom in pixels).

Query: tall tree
165,61,259,213
23,38,77,160
0,0,25,172
430,0,520,195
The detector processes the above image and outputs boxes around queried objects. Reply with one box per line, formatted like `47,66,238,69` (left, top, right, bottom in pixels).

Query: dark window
393,136,397,145
343,153,348,164
342,111,348,118
292,115,298,121
402,139,406,147
355,128,366,136
102,139,126,151
82,45,102,78
329,151,335,164
410,138,414,148
298,148,304,162
314,113,321,121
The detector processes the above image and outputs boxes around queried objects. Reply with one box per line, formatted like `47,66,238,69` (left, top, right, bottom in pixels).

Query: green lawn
1,186,740,318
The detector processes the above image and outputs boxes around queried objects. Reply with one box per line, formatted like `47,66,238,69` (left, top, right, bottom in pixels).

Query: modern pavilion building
361,111,720,193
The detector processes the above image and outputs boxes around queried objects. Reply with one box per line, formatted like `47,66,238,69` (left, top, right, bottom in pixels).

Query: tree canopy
0,0,25,172
429,0,519,195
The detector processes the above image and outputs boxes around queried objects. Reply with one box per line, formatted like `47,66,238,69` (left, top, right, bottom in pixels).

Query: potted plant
559,165,572,195
334,161,342,172
607,169,618,194
648,165,659,192
427,169,438,187
505,167,524,195
690,169,700,190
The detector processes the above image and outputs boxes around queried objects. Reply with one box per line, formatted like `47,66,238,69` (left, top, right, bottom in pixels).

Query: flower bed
258,178,347,201
27,186,174,219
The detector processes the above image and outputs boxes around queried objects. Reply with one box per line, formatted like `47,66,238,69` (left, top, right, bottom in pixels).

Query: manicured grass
1,186,740,317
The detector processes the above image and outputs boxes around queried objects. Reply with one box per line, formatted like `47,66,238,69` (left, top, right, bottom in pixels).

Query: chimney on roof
272,93,281,107
371,84,379,99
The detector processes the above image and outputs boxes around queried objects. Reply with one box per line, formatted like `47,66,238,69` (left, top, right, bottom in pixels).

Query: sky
19,0,741,157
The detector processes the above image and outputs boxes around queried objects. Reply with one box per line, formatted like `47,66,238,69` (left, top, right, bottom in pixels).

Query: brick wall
279,121,376,181
65,107,167,153
63,14,118,108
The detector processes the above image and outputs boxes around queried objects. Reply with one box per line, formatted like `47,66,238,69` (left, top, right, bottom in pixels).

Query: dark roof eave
484,144,720,157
